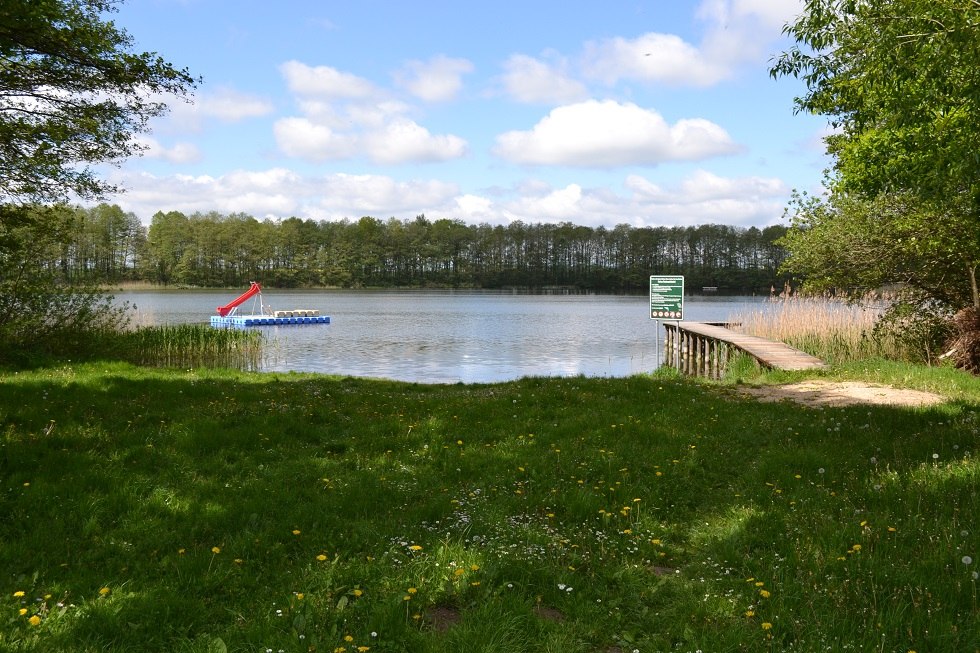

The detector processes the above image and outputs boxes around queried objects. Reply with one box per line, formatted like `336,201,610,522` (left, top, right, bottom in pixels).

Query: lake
117,289,765,383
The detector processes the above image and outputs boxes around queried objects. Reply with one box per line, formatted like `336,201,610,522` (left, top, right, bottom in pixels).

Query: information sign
649,275,684,320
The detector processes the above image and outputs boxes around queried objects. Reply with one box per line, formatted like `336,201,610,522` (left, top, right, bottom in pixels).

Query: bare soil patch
736,380,944,408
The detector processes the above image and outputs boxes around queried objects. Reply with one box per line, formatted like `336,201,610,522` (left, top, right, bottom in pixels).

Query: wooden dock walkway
663,321,827,378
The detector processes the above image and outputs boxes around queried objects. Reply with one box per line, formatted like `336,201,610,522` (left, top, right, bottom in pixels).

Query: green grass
1,361,979,652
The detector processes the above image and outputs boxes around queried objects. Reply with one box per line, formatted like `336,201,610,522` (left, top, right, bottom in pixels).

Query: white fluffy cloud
582,33,726,87
576,0,802,88
133,136,202,164
195,87,276,121
106,168,462,222
274,60,468,164
489,170,788,227
361,119,467,164
105,167,787,229
273,117,357,161
493,100,741,167
394,55,474,102
280,60,379,99
499,54,589,104
160,87,274,133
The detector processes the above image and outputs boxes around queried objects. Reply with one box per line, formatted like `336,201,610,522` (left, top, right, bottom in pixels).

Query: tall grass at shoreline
110,324,263,369
730,295,908,364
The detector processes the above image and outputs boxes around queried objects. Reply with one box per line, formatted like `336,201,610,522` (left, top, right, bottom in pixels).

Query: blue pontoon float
210,282,330,328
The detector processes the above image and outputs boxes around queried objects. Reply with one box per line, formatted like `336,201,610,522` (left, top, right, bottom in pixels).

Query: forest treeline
46,204,791,292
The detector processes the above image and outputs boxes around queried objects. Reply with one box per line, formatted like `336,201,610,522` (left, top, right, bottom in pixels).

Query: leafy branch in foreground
0,0,198,203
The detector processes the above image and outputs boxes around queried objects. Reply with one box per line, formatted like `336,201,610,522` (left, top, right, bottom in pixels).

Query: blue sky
103,0,829,228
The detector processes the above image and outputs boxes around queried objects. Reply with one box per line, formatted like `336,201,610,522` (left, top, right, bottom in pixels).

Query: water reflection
119,289,761,383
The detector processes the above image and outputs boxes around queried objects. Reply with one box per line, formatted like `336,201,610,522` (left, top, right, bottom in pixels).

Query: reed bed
112,323,263,370
730,295,908,364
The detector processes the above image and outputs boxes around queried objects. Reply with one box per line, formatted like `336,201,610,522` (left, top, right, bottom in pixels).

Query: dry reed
730,295,906,363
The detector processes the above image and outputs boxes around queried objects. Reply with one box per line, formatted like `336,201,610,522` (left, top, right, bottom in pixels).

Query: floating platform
211,314,331,328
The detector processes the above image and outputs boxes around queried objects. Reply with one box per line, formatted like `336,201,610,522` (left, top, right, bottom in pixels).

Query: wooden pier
662,321,827,378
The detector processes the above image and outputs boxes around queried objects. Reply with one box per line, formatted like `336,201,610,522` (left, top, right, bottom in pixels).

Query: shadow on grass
1,363,977,652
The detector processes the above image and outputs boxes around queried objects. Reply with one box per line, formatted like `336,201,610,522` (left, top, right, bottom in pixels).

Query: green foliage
773,0,980,360
0,0,197,203
0,204,130,366
772,0,980,202
780,190,975,306
117,211,790,292
0,364,977,651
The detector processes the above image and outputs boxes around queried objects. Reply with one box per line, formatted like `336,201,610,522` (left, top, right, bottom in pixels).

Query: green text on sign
650,275,684,320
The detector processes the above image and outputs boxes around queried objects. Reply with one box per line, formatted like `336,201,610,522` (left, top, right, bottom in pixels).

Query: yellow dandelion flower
344,635,354,642
407,587,418,594
403,595,412,601
762,622,772,630
454,568,465,576
888,527,897,532
28,615,41,626
352,589,363,597
211,546,221,554
651,539,662,545
760,589,771,598
851,544,862,552
99,587,110,596
755,581,765,587
470,564,480,571
358,647,371,652
408,545,422,551
317,554,328,561
178,548,186,555
234,558,243,564
744,610,755,617
19,608,27,615
471,581,480,586
296,593,304,600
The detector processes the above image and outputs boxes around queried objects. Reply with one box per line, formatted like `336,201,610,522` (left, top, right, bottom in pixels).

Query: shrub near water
0,363,978,652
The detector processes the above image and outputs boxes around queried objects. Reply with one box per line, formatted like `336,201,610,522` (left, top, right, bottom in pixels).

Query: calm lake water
117,289,765,383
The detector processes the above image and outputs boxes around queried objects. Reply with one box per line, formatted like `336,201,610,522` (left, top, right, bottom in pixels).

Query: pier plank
668,321,827,372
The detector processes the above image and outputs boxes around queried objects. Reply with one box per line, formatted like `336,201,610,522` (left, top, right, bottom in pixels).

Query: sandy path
736,380,944,408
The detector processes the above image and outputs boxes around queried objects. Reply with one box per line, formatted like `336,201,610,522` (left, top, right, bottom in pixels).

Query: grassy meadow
1,359,979,652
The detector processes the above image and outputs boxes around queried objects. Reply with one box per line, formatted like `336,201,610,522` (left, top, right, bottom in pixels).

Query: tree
0,0,197,203
772,0,980,366
0,204,129,364
0,1,195,363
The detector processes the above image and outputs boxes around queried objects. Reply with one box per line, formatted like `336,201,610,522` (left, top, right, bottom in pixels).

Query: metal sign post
650,275,684,369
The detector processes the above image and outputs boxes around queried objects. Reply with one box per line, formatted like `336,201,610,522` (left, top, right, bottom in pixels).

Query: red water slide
216,282,262,316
